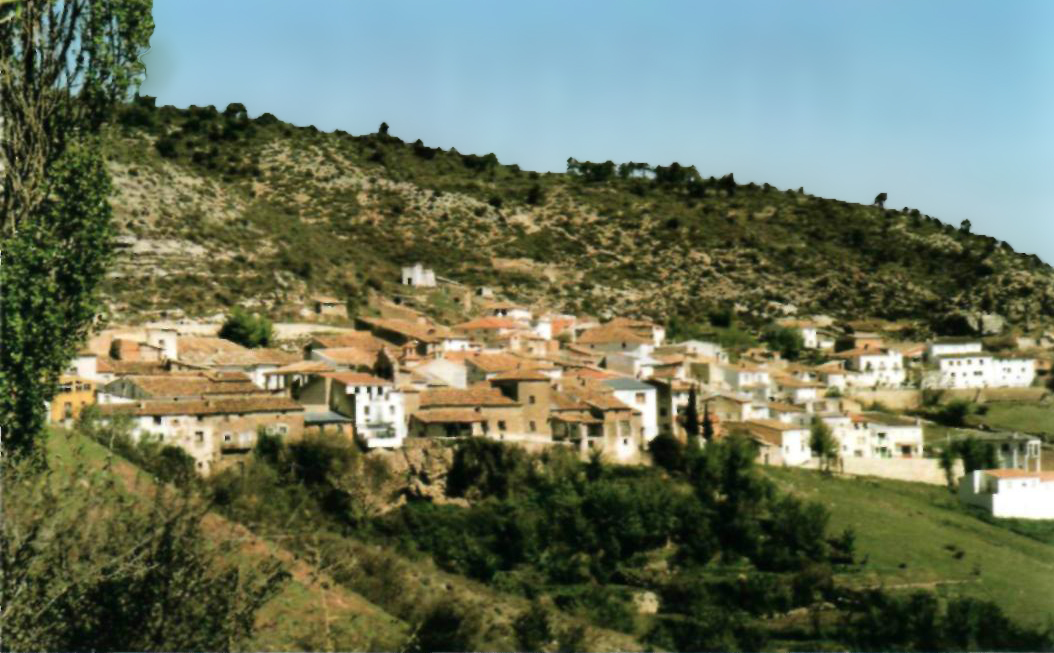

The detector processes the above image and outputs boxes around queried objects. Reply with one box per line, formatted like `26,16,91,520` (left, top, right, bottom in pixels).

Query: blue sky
141,0,1054,263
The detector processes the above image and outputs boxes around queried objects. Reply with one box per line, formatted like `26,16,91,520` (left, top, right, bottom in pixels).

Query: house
550,388,642,463
656,340,728,363
932,352,1035,389
814,361,848,391
836,348,905,388
312,296,348,320
304,331,391,358
410,357,469,389
721,362,771,400
927,337,983,361
97,396,304,475
454,316,525,342
479,300,532,322
209,347,300,389
109,337,165,362
409,386,523,439
490,369,553,436
701,393,752,436
49,375,97,424
601,377,659,443
850,412,923,458
647,378,696,439
354,316,464,355
771,374,824,406
726,419,811,466
958,469,1054,519
779,319,822,349
325,372,407,449
576,325,655,357
835,331,884,353
607,317,666,347
263,360,335,396
310,346,395,380
100,373,267,403
401,263,437,287
603,351,663,379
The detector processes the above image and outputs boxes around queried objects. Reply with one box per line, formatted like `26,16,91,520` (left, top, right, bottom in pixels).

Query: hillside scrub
99,100,1054,332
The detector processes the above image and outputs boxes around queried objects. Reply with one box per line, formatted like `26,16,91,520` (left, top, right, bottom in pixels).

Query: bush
218,307,273,348
649,433,685,474
2,443,287,651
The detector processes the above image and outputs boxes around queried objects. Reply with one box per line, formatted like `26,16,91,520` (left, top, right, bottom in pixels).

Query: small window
153,416,162,425
498,420,507,431
529,421,536,431
195,431,204,444
223,433,232,442
529,395,536,405
635,392,645,403
63,402,73,419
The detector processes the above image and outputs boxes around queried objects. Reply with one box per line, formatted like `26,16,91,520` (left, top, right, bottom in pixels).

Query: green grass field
970,401,1054,439
764,467,1054,627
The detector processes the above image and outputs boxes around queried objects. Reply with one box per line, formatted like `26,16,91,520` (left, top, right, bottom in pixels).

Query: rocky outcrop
368,440,466,510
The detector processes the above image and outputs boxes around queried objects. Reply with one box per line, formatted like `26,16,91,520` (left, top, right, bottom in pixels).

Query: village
53,263,1054,520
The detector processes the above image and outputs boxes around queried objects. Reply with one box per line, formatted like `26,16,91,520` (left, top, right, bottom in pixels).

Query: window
635,392,645,404
63,402,73,419
389,405,395,415
364,405,370,416
529,421,537,431
195,431,205,444
528,395,536,405
498,420,507,431
153,416,162,425
223,433,232,442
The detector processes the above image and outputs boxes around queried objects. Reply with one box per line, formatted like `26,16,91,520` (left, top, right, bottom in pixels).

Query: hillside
765,467,1054,627
101,98,1054,332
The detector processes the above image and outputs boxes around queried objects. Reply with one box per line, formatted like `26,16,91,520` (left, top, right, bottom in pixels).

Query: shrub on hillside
219,307,273,348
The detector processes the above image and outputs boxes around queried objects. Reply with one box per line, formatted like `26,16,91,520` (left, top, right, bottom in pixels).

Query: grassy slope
970,401,1054,439
47,430,647,651
45,430,409,651
765,467,1054,627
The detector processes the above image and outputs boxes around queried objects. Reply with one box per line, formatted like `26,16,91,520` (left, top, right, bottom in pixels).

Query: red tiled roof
411,409,486,424
455,317,523,331
98,396,303,417
324,372,392,387
420,387,518,407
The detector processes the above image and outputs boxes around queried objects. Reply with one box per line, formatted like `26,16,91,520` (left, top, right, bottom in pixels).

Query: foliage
648,433,686,474
514,601,555,651
218,306,274,348
406,602,483,653
836,589,1053,651
762,325,804,360
1,144,115,462
935,399,973,427
1,436,287,651
808,417,839,473
1,0,153,463
683,385,700,439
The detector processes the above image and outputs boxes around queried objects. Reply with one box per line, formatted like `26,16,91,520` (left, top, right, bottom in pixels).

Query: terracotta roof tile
98,396,303,417
420,387,518,407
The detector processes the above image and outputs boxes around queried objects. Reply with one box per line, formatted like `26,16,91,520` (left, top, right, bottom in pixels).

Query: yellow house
50,375,96,424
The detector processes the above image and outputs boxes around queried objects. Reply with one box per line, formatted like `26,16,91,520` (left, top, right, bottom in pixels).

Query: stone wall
802,456,964,486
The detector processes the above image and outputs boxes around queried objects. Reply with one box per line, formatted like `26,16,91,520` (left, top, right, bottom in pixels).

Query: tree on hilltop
873,192,888,208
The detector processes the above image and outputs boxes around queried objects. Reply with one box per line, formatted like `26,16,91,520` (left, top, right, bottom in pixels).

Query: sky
141,0,1054,263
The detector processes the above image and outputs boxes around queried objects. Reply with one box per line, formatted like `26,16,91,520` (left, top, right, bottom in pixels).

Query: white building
840,348,906,388
934,353,1035,389
328,373,407,449
740,419,811,466
721,363,771,400
603,378,659,443
673,340,728,363
958,469,1054,520
927,338,983,361
401,263,436,287
850,412,923,458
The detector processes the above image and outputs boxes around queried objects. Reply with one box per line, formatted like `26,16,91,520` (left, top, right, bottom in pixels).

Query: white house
771,375,824,406
401,263,436,287
602,377,659,443
927,338,983,361
850,412,923,458
839,348,905,388
721,363,771,400
738,419,811,466
934,353,1035,389
672,340,728,363
327,372,407,449
958,469,1054,519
